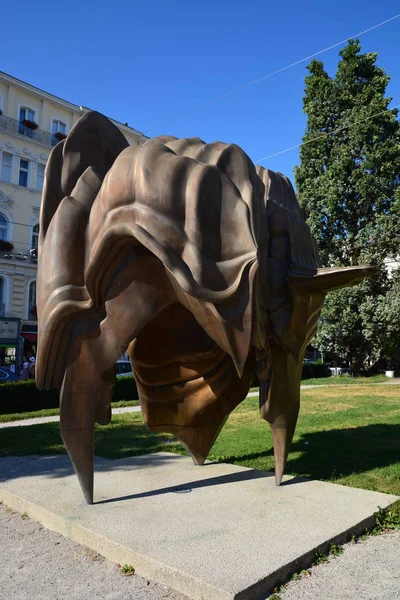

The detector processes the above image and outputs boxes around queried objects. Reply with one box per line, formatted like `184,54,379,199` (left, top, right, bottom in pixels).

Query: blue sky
1,1,399,180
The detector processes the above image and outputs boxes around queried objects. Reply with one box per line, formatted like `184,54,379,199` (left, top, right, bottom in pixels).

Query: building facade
0,71,147,375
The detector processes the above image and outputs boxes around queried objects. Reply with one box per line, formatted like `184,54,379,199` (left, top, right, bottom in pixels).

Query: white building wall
0,71,148,366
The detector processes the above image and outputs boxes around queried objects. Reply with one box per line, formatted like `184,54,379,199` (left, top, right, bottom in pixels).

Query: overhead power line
144,12,400,134
2,104,400,225
255,104,400,163
212,13,400,101
1,105,399,215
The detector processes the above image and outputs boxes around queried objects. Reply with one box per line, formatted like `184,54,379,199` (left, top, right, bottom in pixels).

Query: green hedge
252,362,331,388
0,364,330,416
0,376,138,415
302,363,331,380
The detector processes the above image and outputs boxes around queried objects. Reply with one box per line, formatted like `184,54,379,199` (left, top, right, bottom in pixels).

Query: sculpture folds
36,112,374,503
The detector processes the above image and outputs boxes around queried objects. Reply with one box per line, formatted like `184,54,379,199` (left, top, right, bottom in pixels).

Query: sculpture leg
60,334,118,504
61,372,119,504
60,367,96,505
60,406,95,504
59,256,176,504
270,415,298,486
170,419,229,466
60,396,94,504
260,343,303,486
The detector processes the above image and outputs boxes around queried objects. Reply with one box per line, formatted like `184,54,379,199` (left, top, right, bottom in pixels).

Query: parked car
328,367,350,376
0,366,18,382
115,360,133,378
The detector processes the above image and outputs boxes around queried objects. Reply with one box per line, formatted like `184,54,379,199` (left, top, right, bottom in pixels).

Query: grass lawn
0,384,399,498
246,374,390,393
1,376,393,423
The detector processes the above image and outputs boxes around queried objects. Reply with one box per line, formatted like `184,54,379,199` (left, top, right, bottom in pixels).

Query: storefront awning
21,333,37,342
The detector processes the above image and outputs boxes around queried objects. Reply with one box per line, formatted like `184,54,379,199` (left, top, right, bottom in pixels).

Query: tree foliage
294,40,400,372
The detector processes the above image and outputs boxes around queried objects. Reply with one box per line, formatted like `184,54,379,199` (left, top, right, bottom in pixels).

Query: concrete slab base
0,453,398,600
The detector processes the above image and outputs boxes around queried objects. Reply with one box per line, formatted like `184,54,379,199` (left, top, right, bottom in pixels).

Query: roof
0,71,149,140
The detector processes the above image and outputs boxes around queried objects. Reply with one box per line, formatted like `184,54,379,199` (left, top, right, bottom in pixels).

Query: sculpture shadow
0,421,178,483
95,467,276,505
288,423,400,482
219,423,400,483
0,449,183,484
1,422,398,499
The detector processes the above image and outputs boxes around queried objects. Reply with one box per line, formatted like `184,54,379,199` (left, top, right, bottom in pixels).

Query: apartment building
0,71,147,375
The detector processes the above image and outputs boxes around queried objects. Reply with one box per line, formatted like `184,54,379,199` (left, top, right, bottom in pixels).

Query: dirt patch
301,402,356,415
302,385,400,400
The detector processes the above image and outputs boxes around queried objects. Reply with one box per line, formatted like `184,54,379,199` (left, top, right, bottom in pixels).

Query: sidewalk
276,530,400,600
0,502,186,600
0,405,142,429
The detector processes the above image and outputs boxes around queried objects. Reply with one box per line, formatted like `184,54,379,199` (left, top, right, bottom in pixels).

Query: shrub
252,362,330,388
53,131,67,141
112,376,139,402
21,119,38,130
0,363,331,416
301,362,331,380
0,376,138,415
0,240,14,251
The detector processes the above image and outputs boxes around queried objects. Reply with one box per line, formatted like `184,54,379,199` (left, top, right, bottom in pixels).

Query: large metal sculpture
36,112,374,504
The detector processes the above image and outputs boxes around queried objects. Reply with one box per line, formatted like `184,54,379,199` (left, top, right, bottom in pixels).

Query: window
31,223,39,250
19,107,36,137
36,163,45,191
52,120,66,134
0,213,8,241
27,280,36,320
19,159,29,187
0,277,5,317
1,152,12,182
51,120,67,145
20,107,35,122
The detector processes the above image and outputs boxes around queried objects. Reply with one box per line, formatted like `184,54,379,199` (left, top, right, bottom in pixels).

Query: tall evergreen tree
294,40,400,373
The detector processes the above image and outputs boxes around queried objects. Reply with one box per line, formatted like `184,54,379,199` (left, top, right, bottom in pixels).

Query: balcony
0,240,37,263
0,114,60,148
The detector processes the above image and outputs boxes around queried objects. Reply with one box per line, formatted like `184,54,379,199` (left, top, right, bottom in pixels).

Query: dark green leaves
295,39,400,372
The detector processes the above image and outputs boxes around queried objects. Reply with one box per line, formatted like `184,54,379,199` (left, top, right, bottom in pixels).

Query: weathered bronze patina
36,112,374,503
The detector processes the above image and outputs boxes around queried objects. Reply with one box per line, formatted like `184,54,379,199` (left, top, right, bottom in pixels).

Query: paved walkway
279,530,400,600
0,502,399,600
0,405,142,429
0,502,186,600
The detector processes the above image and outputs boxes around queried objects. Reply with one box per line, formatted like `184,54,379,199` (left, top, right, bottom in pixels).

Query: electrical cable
255,103,400,163
143,12,400,134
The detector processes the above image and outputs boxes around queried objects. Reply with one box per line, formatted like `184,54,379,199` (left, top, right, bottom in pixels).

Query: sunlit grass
0,384,399,496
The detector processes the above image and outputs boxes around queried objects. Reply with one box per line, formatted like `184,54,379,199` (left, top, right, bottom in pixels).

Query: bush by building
0,375,138,415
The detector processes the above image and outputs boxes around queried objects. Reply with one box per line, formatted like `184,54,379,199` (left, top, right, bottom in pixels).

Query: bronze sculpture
36,112,374,504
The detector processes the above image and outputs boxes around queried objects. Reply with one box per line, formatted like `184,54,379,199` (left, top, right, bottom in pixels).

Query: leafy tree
294,40,400,373
361,268,400,370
